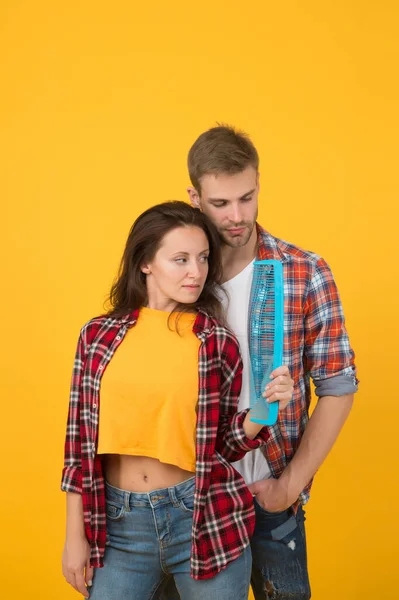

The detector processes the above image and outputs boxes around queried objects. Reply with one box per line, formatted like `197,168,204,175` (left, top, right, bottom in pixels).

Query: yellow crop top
97,307,200,472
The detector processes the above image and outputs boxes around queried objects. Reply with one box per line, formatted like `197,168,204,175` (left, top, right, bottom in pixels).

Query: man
162,125,358,599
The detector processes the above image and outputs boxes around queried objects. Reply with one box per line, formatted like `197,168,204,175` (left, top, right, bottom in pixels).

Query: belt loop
168,486,179,508
124,491,131,512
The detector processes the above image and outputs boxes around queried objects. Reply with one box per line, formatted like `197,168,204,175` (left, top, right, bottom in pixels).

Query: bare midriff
102,454,195,492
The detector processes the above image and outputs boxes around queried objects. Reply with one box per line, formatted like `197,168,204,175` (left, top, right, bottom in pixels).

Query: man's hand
248,477,299,513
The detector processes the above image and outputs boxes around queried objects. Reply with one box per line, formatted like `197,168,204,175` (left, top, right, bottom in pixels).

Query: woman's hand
62,535,93,598
263,365,294,410
244,366,294,439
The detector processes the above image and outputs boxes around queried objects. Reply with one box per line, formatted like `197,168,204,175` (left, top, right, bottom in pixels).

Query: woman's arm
215,335,293,462
61,329,93,597
62,492,93,598
61,331,87,494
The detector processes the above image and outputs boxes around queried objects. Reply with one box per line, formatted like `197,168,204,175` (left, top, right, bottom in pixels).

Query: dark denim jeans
250,501,311,599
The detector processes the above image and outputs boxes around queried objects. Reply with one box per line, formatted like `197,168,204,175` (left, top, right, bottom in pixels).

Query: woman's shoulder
198,311,240,350
79,313,122,344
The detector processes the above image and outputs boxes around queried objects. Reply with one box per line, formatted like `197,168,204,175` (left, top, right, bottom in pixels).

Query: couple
61,125,358,599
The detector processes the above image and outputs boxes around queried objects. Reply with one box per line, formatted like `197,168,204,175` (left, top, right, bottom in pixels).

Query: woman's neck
145,299,178,312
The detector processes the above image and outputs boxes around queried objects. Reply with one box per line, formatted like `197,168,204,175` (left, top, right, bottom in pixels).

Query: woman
61,201,293,599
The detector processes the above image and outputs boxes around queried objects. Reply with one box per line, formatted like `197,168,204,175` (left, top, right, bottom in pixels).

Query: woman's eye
200,256,209,263
175,258,187,263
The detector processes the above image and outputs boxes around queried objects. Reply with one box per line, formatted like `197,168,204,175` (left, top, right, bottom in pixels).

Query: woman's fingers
263,366,294,411
65,569,89,598
85,563,94,588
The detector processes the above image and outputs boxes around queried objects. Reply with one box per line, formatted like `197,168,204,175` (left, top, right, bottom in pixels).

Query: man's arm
249,393,353,510
249,256,358,510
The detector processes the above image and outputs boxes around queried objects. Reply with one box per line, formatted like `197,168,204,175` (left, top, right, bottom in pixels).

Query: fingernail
88,581,93,587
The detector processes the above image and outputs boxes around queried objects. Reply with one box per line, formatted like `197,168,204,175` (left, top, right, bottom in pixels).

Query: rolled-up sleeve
223,408,269,457
61,331,87,494
304,258,358,397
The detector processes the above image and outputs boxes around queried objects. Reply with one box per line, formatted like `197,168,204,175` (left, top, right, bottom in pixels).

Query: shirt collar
256,223,288,263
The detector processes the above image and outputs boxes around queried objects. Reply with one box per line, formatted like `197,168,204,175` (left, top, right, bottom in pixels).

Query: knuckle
71,565,82,574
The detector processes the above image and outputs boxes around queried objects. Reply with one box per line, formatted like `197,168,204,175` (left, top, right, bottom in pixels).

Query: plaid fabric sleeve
216,336,269,463
304,257,358,393
61,331,86,494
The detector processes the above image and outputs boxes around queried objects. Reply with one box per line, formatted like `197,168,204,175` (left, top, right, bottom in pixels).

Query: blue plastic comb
249,259,284,425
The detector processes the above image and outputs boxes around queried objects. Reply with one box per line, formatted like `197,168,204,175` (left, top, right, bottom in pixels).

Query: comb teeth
249,260,284,425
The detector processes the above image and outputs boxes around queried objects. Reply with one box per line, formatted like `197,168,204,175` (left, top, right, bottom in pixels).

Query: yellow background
1,1,398,598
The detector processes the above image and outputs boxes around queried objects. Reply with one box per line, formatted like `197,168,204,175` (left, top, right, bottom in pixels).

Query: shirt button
93,403,97,408
116,336,121,341
99,365,104,370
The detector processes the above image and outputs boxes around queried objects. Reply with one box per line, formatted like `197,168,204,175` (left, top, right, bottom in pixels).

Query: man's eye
213,202,227,208
241,196,252,202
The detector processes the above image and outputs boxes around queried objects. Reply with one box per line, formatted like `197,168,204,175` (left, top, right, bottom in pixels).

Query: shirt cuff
230,409,270,451
61,466,83,494
314,373,359,397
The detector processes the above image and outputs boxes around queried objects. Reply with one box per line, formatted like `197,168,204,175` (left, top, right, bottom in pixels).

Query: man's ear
187,186,201,209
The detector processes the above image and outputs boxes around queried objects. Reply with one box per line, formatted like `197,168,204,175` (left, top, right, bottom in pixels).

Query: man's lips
226,227,246,235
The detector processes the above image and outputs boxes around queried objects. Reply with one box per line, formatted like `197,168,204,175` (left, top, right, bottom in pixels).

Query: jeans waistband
105,476,195,509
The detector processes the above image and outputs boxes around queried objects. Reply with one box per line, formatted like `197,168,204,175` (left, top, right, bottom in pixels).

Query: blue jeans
250,500,311,599
89,478,252,600
157,498,311,599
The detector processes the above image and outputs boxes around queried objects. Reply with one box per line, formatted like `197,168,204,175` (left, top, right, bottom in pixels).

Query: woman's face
142,225,210,311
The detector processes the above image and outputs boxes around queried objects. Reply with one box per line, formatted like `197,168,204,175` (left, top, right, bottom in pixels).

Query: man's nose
228,204,243,224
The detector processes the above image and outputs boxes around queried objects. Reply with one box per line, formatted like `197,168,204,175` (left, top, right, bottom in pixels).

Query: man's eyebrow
240,188,256,199
208,188,256,202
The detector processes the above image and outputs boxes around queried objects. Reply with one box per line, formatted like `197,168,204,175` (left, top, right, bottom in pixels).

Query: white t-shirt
221,260,271,485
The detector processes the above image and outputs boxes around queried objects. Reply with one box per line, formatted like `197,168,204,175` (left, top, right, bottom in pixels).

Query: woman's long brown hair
107,201,224,322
